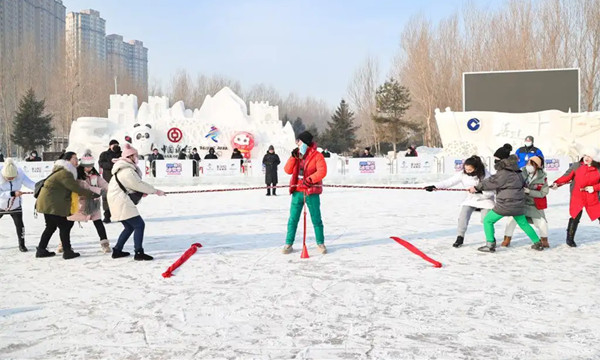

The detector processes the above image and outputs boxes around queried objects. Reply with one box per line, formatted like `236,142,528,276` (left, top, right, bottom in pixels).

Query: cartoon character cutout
125,123,155,156
231,132,255,159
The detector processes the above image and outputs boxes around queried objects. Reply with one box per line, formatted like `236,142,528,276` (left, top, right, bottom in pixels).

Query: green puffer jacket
36,160,96,217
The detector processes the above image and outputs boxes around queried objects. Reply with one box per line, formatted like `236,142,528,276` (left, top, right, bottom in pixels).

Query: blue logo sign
467,118,480,131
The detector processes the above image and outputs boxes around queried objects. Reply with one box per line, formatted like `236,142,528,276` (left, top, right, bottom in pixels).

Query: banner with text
200,159,241,176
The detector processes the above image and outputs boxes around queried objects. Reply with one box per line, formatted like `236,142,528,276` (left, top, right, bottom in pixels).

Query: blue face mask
299,143,308,155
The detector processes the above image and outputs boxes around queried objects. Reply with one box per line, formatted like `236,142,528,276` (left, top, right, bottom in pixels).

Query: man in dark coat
25,151,42,162
231,148,244,169
189,148,201,176
262,145,281,196
147,148,164,177
98,139,121,223
361,147,374,158
204,147,218,160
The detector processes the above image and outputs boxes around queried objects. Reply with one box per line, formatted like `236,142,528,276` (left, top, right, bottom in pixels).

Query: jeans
115,216,145,252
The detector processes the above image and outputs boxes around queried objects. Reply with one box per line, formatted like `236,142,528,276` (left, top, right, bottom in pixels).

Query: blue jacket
515,146,544,168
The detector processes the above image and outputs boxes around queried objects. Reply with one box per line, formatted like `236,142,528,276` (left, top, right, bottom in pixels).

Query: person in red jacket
283,131,328,254
552,148,600,247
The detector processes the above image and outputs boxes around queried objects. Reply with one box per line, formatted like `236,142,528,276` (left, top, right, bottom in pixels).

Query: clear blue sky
65,0,505,106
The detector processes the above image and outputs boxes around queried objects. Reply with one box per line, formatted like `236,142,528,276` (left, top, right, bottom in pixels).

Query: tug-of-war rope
13,184,453,275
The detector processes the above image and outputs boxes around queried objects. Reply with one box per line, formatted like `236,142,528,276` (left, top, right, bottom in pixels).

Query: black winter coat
262,152,281,184
98,148,122,182
148,153,164,162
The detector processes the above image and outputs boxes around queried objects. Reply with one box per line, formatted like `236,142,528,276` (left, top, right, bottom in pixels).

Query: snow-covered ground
2,183,600,359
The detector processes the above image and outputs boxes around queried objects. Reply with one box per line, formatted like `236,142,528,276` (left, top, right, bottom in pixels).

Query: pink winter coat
67,173,107,222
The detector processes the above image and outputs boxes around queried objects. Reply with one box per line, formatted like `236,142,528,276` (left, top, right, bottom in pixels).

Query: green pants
483,210,540,243
286,192,324,245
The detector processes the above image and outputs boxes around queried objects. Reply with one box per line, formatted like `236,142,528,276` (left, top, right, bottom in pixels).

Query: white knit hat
79,150,95,166
581,147,600,162
1,158,18,178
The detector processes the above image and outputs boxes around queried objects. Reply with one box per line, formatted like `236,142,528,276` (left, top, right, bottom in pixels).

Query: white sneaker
282,244,293,254
56,242,63,253
100,239,111,254
317,244,327,254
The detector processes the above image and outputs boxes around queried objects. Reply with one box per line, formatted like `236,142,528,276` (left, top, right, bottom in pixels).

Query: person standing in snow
63,151,111,254
0,159,35,251
108,144,165,261
25,151,41,162
204,147,218,160
502,156,550,248
189,148,200,177
262,145,280,196
515,135,544,168
361,147,374,158
35,152,100,259
148,148,164,177
468,144,543,252
424,155,494,247
551,148,600,247
98,140,122,223
283,131,328,254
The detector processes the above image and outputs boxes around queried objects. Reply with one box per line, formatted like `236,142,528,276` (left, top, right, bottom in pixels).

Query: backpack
33,170,60,199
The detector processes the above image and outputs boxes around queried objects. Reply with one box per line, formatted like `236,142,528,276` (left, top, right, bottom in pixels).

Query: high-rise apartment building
0,0,66,70
65,9,106,64
106,34,148,95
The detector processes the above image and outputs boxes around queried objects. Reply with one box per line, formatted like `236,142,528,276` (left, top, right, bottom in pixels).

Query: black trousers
38,214,74,250
266,182,277,195
93,219,107,240
0,209,24,243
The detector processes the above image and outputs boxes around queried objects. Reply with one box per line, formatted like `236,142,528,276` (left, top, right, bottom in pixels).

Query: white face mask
526,165,535,173
524,141,533,147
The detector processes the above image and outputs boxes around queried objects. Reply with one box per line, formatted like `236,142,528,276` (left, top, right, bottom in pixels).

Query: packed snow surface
1,185,600,359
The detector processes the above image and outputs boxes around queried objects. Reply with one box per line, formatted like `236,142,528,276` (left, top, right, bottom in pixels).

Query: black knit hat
109,139,119,146
525,135,534,142
493,144,512,160
296,131,313,145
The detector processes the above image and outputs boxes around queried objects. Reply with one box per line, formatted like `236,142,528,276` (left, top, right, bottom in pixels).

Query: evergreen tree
11,89,54,153
306,124,319,142
321,99,358,154
292,116,306,136
372,78,418,153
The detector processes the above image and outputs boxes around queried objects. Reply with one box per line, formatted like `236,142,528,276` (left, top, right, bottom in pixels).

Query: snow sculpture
68,87,296,160
435,108,600,159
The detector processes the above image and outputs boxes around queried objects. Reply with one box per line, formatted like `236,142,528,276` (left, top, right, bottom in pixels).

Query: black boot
18,238,28,252
112,248,130,259
566,218,578,247
266,188,271,196
453,236,464,248
272,187,276,196
134,250,153,261
62,247,81,260
36,247,56,258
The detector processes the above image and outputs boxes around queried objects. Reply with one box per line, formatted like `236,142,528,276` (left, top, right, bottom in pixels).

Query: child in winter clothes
107,144,165,261
425,155,494,247
551,148,600,247
502,156,550,247
468,144,543,252
0,159,36,251
64,151,111,253
283,131,328,254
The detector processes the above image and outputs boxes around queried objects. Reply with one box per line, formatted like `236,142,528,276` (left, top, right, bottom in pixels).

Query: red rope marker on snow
162,243,203,278
391,237,442,268
300,192,309,259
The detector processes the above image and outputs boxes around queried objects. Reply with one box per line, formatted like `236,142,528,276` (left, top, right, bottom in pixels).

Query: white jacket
0,167,36,211
107,159,157,221
435,171,495,209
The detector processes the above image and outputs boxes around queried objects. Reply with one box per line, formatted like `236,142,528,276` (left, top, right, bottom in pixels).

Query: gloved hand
550,183,558,190
291,148,300,159
303,177,314,187
424,185,436,192
524,188,530,194
91,193,101,199
584,186,595,193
